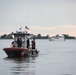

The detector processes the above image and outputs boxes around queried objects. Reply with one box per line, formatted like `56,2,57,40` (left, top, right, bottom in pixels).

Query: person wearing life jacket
17,37,22,47
31,38,38,55
32,38,36,49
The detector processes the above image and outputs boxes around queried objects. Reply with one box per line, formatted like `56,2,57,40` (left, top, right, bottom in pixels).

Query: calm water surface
0,39,76,75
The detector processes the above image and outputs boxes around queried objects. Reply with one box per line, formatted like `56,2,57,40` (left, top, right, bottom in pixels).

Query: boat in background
49,35,65,41
3,27,39,57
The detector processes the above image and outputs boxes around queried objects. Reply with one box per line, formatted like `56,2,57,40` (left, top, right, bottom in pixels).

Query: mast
27,11,28,26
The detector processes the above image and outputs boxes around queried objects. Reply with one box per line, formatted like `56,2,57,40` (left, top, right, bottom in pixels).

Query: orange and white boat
3,28,39,57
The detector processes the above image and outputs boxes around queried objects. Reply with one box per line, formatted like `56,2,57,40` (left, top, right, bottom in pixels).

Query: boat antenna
27,11,28,26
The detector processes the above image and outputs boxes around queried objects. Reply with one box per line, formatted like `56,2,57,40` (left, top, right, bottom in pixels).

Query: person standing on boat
26,38,30,48
31,38,36,49
11,41,15,47
31,38,38,55
17,37,22,47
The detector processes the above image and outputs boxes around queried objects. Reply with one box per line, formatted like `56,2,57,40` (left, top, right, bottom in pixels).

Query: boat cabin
12,32,32,48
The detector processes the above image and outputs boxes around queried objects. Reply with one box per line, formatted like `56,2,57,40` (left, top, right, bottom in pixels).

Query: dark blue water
0,39,76,75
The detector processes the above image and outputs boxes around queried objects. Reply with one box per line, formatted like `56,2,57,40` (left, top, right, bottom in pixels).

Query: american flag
25,26,29,30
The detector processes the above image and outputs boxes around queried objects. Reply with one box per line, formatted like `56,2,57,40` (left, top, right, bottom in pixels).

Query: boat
49,35,65,41
3,27,39,57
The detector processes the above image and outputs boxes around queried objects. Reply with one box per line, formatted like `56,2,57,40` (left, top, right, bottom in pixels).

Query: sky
0,0,76,37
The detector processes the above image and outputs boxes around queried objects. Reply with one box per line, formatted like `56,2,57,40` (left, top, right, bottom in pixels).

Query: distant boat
3,27,39,57
49,35,65,41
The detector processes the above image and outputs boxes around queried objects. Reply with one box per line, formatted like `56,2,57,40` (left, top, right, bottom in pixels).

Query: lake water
0,39,76,75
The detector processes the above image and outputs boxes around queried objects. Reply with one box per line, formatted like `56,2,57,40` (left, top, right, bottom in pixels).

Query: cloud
29,25,76,36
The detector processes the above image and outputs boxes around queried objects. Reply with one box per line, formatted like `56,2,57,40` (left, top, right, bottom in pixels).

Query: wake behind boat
3,27,39,57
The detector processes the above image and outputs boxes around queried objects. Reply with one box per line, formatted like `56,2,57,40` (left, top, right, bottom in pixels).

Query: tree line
0,33,49,39
0,33,76,39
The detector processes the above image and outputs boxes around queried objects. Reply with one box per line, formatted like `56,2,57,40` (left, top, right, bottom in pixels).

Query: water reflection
4,57,37,75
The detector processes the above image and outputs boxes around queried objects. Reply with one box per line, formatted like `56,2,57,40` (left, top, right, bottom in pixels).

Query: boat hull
3,47,28,57
3,47,39,57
